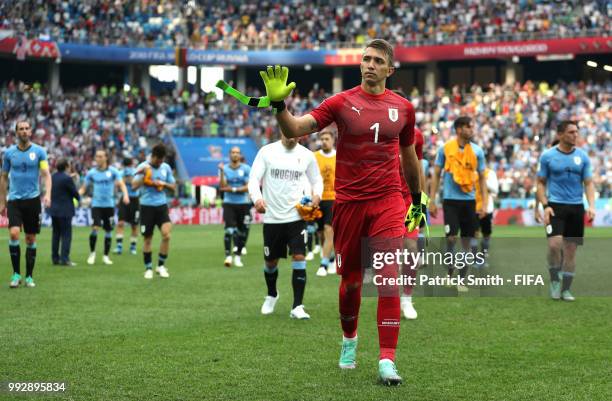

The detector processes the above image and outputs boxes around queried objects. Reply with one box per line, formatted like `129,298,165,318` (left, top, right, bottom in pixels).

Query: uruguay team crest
106,171,112,178
388,108,398,122
574,156,581,165
29,152,36,161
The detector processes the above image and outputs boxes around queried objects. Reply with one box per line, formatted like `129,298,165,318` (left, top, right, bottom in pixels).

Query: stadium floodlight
603,65,612,72
586,61,598,68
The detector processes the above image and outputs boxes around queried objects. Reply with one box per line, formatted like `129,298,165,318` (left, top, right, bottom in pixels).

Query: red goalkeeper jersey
309,86,415,202
400,127,424,202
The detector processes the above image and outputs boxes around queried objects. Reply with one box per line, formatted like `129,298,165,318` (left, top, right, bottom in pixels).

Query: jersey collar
358,85,388,99
16,143,32,152
554,145,576,155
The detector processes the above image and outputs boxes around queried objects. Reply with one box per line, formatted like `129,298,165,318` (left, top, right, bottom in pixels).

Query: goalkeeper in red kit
258,39,423,386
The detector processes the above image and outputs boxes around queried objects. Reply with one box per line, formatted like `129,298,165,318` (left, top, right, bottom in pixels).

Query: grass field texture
1,225,611,401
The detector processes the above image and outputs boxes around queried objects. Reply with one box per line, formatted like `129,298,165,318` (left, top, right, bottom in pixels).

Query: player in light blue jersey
219,146,251,268
429,116,488,292
79,150,129,266
114,157,140,255
537,120,596,301
132,144,176,279
0,120,52,288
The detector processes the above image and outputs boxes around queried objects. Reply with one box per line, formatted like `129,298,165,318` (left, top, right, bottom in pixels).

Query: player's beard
17,134,30,147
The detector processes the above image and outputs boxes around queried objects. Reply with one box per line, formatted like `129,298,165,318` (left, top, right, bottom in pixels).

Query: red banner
1,207,609,227
395,36,612,63
168,207,264,225
0,37,60,60
326,37,612,65
191,176,220,186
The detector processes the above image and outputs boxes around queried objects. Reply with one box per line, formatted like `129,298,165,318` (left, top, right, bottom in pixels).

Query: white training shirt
248,140,323,224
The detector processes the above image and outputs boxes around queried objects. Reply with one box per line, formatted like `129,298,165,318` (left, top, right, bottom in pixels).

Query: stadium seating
1,79,609,199
2,0,609,48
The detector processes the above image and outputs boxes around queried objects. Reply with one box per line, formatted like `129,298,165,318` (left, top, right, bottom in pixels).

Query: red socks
377,295,400,361
339,273,401,361
339,276,361,338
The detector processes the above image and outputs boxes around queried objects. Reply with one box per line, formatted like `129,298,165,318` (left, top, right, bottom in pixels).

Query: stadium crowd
2,0,610,49
1,78,610,200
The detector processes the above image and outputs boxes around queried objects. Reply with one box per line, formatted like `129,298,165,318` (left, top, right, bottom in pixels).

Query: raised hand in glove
259,65,296,102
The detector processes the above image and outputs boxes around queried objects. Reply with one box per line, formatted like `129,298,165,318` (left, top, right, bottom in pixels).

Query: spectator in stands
1,78,609,201
2,0,609,49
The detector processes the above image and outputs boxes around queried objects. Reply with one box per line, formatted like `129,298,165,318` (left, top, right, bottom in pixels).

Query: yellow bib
443,139,477,193
314,150,336,201
475,168,490,211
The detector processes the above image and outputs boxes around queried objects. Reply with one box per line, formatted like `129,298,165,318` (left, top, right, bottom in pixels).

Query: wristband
270,100,286,114
411,192,421,206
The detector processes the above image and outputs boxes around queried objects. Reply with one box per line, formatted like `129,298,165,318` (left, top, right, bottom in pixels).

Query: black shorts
263,220,306,261
317,200,334,231
91,207,115,231
547,202,584,244
140,205,171,237
223,203,251,230
443,199,477,238
118,197,140,225
476,213,493,236
7,197,41,234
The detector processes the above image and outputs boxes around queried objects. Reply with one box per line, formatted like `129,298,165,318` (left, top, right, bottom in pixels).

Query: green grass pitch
1,225,611,400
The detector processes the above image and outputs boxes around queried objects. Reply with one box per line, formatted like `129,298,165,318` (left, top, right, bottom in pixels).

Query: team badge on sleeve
388,108,398,122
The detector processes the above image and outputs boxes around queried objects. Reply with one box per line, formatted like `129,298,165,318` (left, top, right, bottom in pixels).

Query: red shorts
332,193,405,278
403,195,419,239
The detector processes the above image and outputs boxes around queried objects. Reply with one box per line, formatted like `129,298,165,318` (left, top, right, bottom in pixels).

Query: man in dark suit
48,159,80,266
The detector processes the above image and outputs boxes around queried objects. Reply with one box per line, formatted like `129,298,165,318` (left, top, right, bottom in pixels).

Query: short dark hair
151,143,167,159
454,116,472,131
56,158,68,172
365,39,394,66
557,120,577,134
15,120,30,129
122,157,132,167
95,149,108,159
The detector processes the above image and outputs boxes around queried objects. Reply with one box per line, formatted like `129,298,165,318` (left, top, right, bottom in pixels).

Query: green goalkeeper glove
405,192,430,237
216,80,270,108
259,65,296,102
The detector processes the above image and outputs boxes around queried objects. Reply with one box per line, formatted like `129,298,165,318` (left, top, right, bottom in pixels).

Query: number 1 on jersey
370,122,379,143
